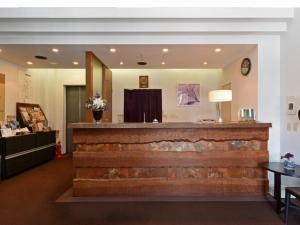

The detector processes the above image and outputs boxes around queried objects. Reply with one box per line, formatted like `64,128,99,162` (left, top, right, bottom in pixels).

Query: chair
284,187,300,225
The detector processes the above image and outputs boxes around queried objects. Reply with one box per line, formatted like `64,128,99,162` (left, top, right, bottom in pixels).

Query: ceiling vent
35,55,48,60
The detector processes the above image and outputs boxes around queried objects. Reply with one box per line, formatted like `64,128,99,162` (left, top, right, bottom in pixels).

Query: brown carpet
0,156,299,225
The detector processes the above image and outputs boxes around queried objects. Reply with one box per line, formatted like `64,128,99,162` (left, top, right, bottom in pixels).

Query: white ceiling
0,44,256,69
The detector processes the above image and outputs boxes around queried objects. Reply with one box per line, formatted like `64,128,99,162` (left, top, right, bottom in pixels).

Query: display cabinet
0,131,56,179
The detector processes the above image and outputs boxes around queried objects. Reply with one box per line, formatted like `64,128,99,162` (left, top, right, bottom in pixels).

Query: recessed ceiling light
214,48,222,53
203,61,208,65
27,61,33,65
110,48,116,53
120,61,124,65
161,61,166,65
73,61,79,65
52,48,59,53
162,48,169,53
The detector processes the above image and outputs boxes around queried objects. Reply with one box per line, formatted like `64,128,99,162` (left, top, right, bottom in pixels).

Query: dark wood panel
73,178,268,197
73,150,268,168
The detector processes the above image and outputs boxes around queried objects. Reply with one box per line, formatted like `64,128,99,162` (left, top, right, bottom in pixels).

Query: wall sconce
208,90,232,122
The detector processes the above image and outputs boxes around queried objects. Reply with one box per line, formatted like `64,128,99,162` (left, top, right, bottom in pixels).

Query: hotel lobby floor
0,156,299,225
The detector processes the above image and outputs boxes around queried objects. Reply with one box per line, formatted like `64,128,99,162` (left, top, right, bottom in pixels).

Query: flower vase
283,159,295,170
92,110,103,124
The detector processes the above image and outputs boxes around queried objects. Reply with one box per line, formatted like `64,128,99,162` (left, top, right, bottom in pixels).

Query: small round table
262,162,300,213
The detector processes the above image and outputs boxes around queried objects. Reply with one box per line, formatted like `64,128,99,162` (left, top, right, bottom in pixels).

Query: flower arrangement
281,152,294,160
85,92,107,111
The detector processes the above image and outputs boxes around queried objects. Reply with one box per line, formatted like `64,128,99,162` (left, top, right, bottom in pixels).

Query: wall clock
241,58,251,76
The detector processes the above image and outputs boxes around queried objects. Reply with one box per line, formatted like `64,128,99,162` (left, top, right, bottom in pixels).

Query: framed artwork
177,84,200,106
139,75,149,88
287,96,296,115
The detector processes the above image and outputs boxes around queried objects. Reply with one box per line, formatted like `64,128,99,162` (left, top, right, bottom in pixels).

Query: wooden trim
73,150,268,168
73,178,268,197
73,128,270,144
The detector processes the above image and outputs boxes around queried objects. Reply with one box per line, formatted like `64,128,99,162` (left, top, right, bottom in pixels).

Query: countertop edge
68,122,272,129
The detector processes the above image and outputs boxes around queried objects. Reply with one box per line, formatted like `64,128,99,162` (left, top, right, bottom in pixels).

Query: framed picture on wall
287,96,296,115
177,84,200,106
139,75,149,88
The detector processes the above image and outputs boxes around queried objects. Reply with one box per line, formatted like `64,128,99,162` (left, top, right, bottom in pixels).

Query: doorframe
64,85,86,154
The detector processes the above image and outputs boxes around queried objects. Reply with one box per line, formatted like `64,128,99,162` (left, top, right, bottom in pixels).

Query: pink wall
221,47,258,121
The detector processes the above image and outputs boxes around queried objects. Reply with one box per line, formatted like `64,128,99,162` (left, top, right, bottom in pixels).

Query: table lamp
208,90,232,122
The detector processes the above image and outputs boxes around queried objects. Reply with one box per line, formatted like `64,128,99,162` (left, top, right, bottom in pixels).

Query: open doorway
66,86,86,153
124,89,162,123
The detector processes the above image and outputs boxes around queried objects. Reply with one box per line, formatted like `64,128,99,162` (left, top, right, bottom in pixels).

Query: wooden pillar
85,51,112,122
85,52,93,122
102,66,112,122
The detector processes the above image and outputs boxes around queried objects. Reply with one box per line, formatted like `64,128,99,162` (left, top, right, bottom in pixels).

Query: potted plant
281,152,295,170
85,92,107,123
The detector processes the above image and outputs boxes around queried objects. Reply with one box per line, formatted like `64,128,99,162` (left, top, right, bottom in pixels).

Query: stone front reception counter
70,122,271,197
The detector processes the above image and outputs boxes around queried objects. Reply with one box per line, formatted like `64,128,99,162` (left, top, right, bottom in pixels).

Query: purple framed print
177,84,200,106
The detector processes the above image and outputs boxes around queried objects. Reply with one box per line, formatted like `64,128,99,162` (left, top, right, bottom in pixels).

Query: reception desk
70,122,271,197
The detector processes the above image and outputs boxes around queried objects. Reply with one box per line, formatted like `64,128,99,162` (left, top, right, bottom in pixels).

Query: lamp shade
208,90,232,102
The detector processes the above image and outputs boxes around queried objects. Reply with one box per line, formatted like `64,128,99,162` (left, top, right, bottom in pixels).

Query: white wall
280,8,300,186
221,47,258,121
0,59,29,119
27,69,85,153
112,69,222,123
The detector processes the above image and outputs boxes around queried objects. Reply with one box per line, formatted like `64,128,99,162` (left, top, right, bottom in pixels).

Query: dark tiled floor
0,156,299,225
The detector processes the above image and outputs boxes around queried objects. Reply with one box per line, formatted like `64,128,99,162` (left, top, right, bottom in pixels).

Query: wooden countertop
69,122,272,129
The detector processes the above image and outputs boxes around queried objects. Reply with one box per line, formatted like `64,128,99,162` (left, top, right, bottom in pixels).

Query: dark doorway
124,89,162,122
66,86,86,153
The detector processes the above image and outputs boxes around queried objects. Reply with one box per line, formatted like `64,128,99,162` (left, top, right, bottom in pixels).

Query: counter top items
0,127,13,137
69,121,271,129
16,102,48,131
239,108,256,121
208,90,232,122
85,92,107,123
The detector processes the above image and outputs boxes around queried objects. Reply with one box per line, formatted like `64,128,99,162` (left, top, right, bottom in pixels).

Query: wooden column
85,52,93,122
85,52,112,122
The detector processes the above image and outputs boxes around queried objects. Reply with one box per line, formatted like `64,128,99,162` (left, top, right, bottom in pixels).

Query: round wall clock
241,58,251,76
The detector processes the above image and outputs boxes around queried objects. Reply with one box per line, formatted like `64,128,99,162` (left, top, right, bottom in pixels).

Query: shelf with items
16,102,49,132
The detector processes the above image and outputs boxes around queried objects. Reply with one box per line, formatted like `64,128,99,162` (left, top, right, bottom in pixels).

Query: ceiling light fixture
27,61,33,65
214,48,222,53
203,61,208,65
161,61,166,65
120,61,124,65
73,61,79,65
110,48,117,53
162,48,169,53
49,62,57,65
52,48,59,53
137,54,147,66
